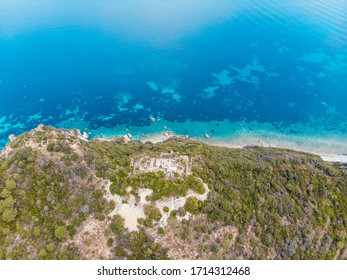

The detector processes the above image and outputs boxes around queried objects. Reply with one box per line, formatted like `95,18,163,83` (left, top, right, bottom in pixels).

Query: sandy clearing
103,178,210,231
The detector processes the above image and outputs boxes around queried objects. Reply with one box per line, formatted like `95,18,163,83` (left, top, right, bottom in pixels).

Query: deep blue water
1,0,347,152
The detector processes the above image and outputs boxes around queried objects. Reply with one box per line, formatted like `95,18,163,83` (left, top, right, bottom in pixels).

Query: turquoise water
0,0,347,154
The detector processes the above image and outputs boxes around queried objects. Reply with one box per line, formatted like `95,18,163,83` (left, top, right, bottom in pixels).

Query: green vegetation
109,172,204,201
0,127,107,259
184,197,201,215
144,204,162,222
46,243,56,252
54,226,69,239
110,215,126,235
32,228,41,237
109,228,168,260
1,208,17,223
0,126,346,260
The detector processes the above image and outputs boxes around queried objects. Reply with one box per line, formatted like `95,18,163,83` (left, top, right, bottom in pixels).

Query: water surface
1,0,346,154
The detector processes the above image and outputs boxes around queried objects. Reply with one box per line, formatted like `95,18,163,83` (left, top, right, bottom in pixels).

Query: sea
1,0,347,158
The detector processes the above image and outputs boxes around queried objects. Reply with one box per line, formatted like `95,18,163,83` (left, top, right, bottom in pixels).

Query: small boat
122,135,131,143
204,134,210,139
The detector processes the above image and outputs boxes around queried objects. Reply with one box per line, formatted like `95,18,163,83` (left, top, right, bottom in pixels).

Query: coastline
2,120,347,164
85,119,347,164
98,131,347,164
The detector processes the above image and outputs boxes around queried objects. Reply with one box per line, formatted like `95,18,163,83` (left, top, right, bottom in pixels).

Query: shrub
2,227,10,235
109,200,116,211
46,243,56,252
54,226,69,239
5,179,16,189
107,238,114,247
32,228,41,237
53,144,62,152
0,188,11,198
110,214,126,235
144,205,162,222
2,208,17,223
170,210,178,217
178,207,186,217
0,196,14,213
39,249,47,259
184,197,200,215
47,143,54,152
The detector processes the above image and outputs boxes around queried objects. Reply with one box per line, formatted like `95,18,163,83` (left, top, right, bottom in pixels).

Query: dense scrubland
0,126,346,259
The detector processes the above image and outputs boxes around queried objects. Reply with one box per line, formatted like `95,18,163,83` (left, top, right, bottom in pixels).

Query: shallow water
1,0,346,154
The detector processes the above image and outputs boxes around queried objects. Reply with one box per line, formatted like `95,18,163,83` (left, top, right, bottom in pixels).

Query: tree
39,249,47,259
184,197,200,215
107,238,114,247
5,179,16,189
54,226,69,239
2,208,17,223
144,205,162,222
0,188,11,199
0,196,15,213
32,228,41,237
2,227,10,235
46,243,56,252
110,214,126,235
194,179,206,195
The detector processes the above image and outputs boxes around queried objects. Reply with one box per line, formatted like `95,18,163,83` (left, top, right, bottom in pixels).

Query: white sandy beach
58,116,347,164
137,132,347,163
